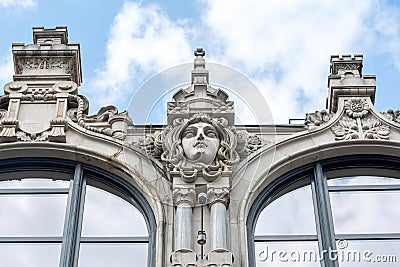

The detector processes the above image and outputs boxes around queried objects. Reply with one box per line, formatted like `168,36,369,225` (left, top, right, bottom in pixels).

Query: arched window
248,155,400,267
0,158,155,267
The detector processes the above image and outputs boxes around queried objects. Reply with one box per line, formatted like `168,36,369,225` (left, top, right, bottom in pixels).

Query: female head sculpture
161,113,239,178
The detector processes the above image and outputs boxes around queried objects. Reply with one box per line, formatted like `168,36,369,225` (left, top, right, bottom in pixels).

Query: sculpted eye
206,129,217,138
183,128,196,138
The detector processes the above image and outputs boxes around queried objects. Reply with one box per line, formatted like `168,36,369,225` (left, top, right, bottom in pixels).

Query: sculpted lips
194,141,207,148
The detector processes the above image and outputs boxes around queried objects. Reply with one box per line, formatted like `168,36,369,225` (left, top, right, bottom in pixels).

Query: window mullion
311,163,338,267
59,164,86,267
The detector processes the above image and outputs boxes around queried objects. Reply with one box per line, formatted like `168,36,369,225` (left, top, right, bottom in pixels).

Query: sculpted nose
197,133,204,140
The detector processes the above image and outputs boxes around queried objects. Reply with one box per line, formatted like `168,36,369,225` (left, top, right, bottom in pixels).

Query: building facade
0,27,399,267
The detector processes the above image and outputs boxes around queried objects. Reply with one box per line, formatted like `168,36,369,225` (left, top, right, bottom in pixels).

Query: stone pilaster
173,187,196,252
207,187,230,252
171,187,197,266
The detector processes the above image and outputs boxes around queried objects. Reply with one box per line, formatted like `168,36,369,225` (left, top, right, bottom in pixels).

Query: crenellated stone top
0,27,130,143
327,54,376,113
12,26,82,87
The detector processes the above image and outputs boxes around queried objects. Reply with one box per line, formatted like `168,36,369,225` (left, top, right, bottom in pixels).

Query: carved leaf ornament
331,98,390,140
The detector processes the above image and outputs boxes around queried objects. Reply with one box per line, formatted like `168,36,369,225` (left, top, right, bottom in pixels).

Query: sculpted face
181,122,220,166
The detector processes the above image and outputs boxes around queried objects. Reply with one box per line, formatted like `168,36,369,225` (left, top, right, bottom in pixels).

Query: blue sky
1,0,400,124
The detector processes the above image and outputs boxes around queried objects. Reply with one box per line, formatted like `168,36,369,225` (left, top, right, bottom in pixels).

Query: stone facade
1,27,400,267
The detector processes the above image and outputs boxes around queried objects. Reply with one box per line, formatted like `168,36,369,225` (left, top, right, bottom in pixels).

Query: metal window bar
0,237,63,243
328,184,400,192
311,163,339,267
59,164,86,267
254,235,318,242
80,236,149,243
0,188,69,194
335,233,400,240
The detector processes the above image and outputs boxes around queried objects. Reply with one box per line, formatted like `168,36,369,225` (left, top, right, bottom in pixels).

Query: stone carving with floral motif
331,98,390,140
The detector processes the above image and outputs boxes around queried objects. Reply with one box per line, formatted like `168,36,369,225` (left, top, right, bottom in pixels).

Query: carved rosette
207,187,230,207
173,188,196,207
343,98,369,118
331,98,390,140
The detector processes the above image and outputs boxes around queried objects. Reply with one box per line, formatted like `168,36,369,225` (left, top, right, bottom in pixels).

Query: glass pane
0,244,61,267
0,178,69,188
335,240,399,266
82,185,148,237
255,185,316,235
330,191,400,234
0,195,67,236
78,244,148,267
255,241,320,266
328,176,400,186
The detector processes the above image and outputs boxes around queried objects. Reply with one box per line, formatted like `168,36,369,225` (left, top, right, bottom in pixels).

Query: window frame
0,157,156,267
248,154,400,267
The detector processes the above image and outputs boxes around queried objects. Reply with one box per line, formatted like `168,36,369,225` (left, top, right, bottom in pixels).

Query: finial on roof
193,48,206,70
191,48,208,84
194,48,205,57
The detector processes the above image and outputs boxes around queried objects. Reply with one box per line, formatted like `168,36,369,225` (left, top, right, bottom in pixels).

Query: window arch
248,155,400,267
0,158,156,267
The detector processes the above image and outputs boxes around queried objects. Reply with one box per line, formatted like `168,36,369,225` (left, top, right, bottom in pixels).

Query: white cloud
201,0,378,122
87,1,193,111
363,1,400,70
0,0,36,8
89,0,400,123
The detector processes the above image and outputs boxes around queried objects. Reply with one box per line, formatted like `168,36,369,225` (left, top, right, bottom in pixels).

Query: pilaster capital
173,187,196,207
207,187,230,207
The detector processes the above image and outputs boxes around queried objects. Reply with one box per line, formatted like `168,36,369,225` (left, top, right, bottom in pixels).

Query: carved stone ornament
305,110,332,129
173,188,196,206
207,187,230,207
382,109,400,123
160,113,239,182
67,95,131,140
53,81,78,94
235,130,266,158
331,98,390,140
4,82,28,94
15,56,80,83
332,63,361,76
